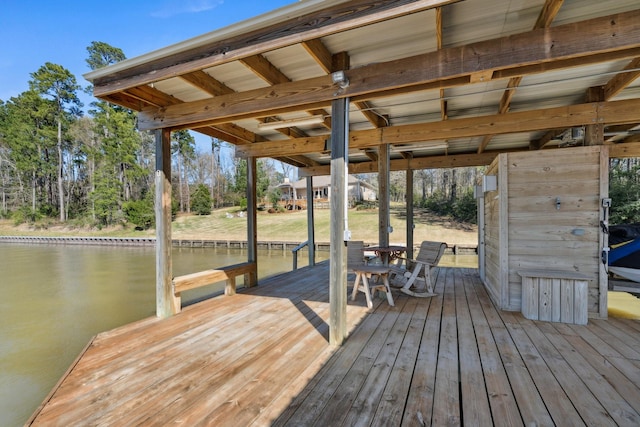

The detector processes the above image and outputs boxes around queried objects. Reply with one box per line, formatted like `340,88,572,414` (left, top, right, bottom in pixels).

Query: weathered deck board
29,265,640,426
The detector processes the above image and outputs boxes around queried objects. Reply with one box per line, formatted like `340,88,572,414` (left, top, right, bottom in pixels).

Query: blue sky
0,0,295,117
0,0,296,154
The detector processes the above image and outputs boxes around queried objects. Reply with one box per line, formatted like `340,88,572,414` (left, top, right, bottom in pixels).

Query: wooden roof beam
297,141,640,175
138,10,640,131
478,0,563,154
241,53,332,130
532,55,640,149
605,124,640,143
303,39,387,129
91,0,459,97
603,57,640,100
299,150,509,175
180,70,235,96
236,98,640,158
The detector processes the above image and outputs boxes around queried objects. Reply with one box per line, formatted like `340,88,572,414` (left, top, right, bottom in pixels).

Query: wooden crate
519,269,589,325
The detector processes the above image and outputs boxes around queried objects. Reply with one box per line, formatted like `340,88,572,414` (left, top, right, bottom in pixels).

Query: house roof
84,0,640,174
279,175,376,190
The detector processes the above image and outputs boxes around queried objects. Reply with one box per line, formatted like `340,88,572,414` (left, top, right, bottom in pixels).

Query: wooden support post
330,96,349,346
585,87,605,145
306,176,315,267
378,143,390,247
246,156,258,287
406,168,414,259
155,128,176,317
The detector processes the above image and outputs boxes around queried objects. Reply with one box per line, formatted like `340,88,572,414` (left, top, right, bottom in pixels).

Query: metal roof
84,0,640,172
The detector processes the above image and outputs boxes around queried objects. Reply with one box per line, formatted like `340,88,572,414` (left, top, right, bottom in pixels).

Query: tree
29,62,82,221
229,158,271,208
191,183,213,215
86,41,126,70
3,90,57,215
172,130,195,213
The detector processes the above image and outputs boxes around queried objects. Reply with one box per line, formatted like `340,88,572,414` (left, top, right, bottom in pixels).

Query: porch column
378,143,390,247
155,128,176,317
406,167,414,259
306,176,316,267
585,87,605,146
246,156,258,287
329,96,349,346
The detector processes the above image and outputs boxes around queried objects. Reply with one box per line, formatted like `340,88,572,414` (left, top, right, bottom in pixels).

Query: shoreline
0,235,478,254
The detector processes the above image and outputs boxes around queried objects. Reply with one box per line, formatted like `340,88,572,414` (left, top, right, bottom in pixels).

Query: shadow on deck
29,264,640,426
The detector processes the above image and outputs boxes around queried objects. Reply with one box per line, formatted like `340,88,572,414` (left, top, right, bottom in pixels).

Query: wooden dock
29,264,640,426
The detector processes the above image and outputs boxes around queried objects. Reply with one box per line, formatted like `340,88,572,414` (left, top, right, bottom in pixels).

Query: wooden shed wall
482,146,608,317
482,160,502,306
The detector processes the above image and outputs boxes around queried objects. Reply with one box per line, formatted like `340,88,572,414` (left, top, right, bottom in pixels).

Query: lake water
0,243,475,426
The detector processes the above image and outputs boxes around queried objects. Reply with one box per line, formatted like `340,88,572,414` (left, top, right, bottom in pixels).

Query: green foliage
29,62,82,114
421,191,452,216
86,41,126,71
123,194,154,230
452,188,477,224
91,171,122,226
239,197,248,211
191,184,213,215
268,187,281,208
419,188,477,224
230,158,271,200
12,207,43,225
609,159,640,224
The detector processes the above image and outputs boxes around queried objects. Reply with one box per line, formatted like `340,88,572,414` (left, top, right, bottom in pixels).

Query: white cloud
151,0,224,18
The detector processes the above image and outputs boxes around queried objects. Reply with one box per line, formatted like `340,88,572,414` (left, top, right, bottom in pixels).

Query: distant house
276,175,376,209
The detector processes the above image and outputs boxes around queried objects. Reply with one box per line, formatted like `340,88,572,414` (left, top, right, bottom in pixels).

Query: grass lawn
0,206,478,246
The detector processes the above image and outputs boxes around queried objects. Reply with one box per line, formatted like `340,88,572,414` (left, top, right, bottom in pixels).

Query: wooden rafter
137,10,640,131
236,99,640,158
301,39,333,74
241,54,332,131
92,0,460,97
180,70,235,96
603,57,640,100
302,37,386,129
478,0,563,154
536,55,640,148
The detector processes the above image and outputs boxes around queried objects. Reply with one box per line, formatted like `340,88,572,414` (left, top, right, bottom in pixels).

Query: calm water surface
0,243,474,426
0,243,326,426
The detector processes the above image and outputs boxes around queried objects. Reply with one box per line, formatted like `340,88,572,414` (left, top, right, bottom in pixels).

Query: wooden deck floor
29,264,640,426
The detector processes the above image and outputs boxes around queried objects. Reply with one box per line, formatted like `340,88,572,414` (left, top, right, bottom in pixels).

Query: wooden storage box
518,269,589,325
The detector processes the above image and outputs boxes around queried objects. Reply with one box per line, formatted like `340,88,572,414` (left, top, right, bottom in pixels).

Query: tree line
1,42,636,230
0,42,291,228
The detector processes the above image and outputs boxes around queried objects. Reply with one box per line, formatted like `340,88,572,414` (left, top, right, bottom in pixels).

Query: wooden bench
173,262,257,311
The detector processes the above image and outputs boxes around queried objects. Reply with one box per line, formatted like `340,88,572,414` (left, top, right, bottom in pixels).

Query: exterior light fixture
331,70,349,89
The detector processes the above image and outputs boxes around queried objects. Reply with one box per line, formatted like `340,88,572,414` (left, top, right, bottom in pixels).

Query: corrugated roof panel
322,9,437,68
553,0,640,25
442,0,546,47
365,90,442,124
446,80,509,115
204,62,270,93
152,78,210,103
262,44,327,81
